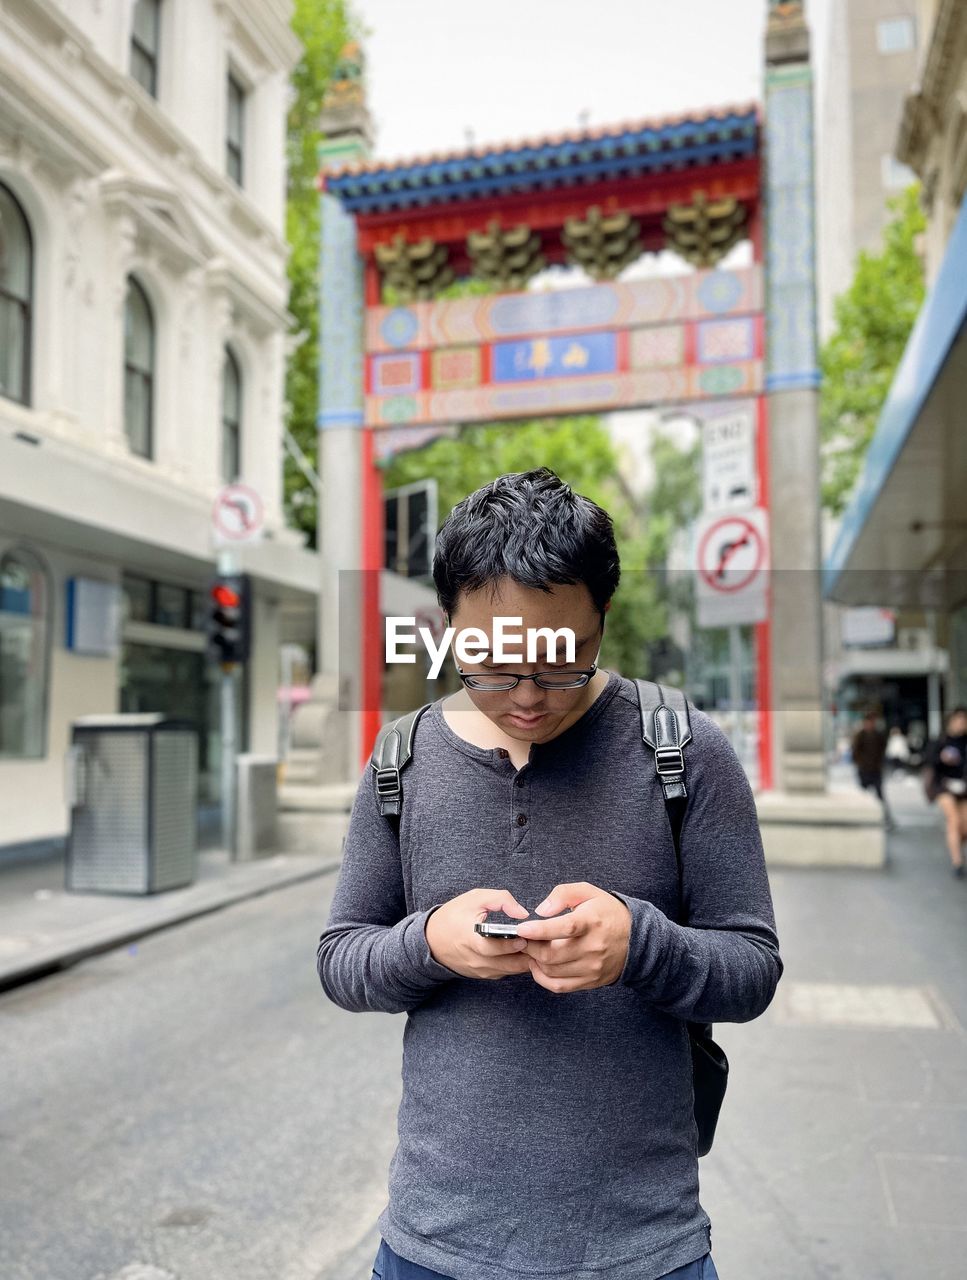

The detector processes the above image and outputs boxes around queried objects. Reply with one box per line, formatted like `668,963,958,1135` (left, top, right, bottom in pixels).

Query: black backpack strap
634,678,692,914
370,703,432,827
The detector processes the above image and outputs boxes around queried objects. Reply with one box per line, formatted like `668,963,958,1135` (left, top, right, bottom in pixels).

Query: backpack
369,678,728,1157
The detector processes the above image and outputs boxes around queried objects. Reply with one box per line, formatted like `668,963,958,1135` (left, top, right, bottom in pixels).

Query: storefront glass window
0,548,50,759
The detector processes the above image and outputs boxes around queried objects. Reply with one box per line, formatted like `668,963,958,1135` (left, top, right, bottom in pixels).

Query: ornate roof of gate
322,103,760,215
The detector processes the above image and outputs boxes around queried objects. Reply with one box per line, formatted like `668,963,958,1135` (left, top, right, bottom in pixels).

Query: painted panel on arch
365,265,763,354
492,333,618,382
364,265,764,428
365,362,763,428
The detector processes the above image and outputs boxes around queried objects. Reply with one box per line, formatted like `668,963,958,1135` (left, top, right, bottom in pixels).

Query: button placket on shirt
510,764,531,850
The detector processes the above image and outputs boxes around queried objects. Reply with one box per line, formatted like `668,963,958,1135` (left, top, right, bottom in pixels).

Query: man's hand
425,889,532,980
515,882,632,994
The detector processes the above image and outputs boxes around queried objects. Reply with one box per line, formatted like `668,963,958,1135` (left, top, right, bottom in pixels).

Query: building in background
818,0,921,338
824,0,967,721
0,0,317,853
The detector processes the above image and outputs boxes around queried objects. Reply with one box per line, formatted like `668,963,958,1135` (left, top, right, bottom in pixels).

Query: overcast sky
351,0,831,162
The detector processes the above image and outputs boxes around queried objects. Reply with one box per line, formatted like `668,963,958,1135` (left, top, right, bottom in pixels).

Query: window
122,574,152,624
0,548,50,759
0,182,33,406
226,73,246,186
130,0,162,97
124,277,154,459
882,154,916,190
221,346,242,482
154,583,189,628
877,16,915,54
123,575,205,631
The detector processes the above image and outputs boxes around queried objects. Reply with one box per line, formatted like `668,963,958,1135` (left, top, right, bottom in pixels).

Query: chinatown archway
316,1,823,807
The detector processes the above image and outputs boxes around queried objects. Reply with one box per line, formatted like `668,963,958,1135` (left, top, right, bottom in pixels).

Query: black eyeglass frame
456,662,599,692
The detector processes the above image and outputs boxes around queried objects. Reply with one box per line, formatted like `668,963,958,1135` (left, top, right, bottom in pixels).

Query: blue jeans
371,1238,720,1279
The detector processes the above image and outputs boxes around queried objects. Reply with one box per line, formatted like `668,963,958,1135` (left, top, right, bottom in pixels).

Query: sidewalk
0,810,350,991
706,770,967,1279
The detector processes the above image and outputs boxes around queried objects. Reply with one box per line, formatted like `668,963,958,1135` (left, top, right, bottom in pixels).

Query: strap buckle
655,746,685,778
374,766,402,798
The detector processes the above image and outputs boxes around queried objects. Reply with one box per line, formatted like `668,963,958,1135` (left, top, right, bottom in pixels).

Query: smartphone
474,921,520,938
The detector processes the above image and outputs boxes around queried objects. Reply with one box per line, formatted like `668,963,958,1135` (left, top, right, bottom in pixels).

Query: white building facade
0,0,316,851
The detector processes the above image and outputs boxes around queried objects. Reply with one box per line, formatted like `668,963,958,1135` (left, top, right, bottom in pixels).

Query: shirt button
497,748,509,759
516,813,528,827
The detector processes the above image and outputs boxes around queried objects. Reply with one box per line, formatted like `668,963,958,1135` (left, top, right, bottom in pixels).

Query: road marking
770,982,959,1031
100,1266,177,1280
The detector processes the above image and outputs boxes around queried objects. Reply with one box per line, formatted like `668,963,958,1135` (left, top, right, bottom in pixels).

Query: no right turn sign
695,507,770,627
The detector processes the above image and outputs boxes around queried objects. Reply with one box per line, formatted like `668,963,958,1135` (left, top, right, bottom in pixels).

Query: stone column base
755,788,886,868
283,672,356,785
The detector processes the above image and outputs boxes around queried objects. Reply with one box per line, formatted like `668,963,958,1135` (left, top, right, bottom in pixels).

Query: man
317,468,783,1280
851,710,893,829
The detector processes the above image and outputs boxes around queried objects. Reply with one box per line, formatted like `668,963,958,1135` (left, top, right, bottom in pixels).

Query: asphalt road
2,772,966,1280
0,870,395,1280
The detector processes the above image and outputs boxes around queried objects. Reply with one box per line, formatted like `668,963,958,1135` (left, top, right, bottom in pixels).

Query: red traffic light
212,584,241,609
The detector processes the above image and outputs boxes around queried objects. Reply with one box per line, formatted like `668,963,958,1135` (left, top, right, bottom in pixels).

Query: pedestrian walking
316,468,783,1280
851,710,894,828
884,725,910,776
923,706,967,878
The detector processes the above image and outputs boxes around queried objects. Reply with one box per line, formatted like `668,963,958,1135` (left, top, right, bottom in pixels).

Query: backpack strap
634,679,692,916
370,703,432,828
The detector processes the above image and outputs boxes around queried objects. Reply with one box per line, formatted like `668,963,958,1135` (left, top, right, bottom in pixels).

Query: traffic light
207,572,251,665
384,479,437,579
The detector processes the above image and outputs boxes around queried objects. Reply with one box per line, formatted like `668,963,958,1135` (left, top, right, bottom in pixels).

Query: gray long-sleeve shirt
316,670,782,1280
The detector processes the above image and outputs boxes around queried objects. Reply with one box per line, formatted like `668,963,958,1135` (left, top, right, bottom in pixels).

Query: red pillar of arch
361,262,384,766
750,199,773,792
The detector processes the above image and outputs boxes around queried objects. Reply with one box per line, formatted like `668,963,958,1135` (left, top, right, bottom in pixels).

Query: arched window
130,0,162,98
0,182,33,406
221,346,242,483
0,547,50,759
124,276,154,458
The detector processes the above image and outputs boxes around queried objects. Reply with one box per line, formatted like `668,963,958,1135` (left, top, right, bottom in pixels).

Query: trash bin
66,714,198,895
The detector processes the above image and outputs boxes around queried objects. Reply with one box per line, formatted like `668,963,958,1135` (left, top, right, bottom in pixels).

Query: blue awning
823,191,967,608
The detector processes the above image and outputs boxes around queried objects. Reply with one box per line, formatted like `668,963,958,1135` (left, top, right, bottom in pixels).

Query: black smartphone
474,921,520,938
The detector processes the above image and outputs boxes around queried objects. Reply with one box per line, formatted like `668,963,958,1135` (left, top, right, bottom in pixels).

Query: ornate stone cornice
206,259,291,336
896,0,966,173
213,0,303,73
918,0,965,114
100,171,211,274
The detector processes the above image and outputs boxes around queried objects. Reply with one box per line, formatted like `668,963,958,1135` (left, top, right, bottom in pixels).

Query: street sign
212,484,264,546
702,407,755,514
695,508,770,628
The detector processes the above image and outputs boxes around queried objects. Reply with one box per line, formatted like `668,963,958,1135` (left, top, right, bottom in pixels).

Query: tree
820,185,925,515
285,0,355,547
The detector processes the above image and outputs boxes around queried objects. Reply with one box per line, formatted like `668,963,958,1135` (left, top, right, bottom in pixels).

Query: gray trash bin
66,714,198,895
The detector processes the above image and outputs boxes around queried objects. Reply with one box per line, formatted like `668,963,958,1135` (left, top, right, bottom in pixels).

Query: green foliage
284,0,355,547
381,416,619,521
382,416,702,679
607,428,697,673
820,185,926,515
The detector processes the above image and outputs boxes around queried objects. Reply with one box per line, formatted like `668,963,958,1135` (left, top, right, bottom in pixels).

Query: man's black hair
432,468,620,618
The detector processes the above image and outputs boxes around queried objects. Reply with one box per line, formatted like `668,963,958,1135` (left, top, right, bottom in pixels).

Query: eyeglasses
456,663,598,691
